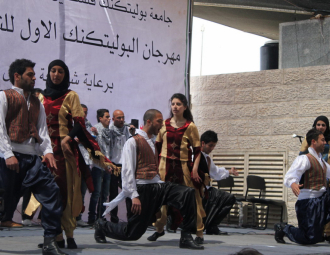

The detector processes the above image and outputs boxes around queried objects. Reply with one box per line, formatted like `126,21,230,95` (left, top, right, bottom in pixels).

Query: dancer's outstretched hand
131,197,141,215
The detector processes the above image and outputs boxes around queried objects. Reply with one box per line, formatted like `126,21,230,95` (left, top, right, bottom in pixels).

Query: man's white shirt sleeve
121,138,139,199
0,91,13,159
203,152,229,180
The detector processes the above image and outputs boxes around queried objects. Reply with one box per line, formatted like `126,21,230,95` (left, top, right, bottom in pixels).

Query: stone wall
190,65,330,225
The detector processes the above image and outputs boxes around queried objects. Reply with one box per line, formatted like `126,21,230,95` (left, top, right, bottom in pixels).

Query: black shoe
67,238,77,249
94,219,107,243
195,236,204,244
179,232,204,250
38,240,65,249
57,240,65,249
274,223,286,244
147,231,165,241
206,226,228,235
42,237,68,255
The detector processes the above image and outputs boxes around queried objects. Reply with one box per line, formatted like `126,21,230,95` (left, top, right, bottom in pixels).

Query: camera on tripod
0,189,5,221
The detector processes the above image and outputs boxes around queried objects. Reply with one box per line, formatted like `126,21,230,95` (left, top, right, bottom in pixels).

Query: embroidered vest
304,153,327,190
133,134,159,180
4,89,41,144
199,153,211,186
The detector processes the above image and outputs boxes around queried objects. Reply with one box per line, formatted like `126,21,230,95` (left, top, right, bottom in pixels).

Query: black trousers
283,190,330,244
0,152,62,237
99,182,197,241
202,187,236,230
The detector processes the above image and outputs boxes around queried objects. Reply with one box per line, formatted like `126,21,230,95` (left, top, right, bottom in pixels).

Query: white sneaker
21,219,33,227
76,219,89,227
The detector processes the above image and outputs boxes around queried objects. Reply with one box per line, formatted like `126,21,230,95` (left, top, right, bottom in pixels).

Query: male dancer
200,130,237,236
275,128,330,244
94,109,203,249
0,59,66,255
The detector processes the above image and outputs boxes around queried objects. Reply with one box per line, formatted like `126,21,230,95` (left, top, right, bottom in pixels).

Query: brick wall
190,65,330,226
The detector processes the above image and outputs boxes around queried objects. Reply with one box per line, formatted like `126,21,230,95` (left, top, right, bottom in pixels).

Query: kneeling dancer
275,128,330,244
94,109,203,249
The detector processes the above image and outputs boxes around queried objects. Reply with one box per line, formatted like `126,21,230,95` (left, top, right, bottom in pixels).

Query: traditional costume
95,129,202,249
280,147,330,244
40,60,117,241
152,119,204,236
0,85,65,254
200,152,236,234
298,116,330,238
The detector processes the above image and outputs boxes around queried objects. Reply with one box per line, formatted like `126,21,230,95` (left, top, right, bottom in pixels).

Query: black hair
169,93,194,122
306,128,323,146
313,115,330,142
143,109,162,125
8,59,35,85
201,130,218,144
81,104,88,109
96,109,109,122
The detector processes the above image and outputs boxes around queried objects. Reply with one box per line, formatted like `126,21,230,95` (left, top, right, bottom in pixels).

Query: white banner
0,0,190,126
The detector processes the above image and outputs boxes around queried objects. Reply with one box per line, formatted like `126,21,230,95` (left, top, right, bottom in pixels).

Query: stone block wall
190,64,330,226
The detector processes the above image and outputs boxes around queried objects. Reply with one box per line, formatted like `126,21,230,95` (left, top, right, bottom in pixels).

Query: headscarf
313,115,330,142
42,59,70,100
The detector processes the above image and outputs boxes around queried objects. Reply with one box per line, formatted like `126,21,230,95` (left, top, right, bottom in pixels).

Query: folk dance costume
40,90,117,237
38,60,118,241
200,152,236,235
0,87,64,252
153,119,205,236
278,147,330,244
95,129,203,249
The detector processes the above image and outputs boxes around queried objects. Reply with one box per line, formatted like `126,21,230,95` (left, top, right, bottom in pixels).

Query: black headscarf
313,115,330,142
42,59,70,100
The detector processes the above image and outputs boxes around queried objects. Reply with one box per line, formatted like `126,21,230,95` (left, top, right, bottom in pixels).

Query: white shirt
201,151,229,189
102,129,163,216
284,147,330,200
0,86,53,159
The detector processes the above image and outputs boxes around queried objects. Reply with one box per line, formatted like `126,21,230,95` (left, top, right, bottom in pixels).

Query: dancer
94,109,203,249
274,129,330,244
40,59,117,249
0,58,66,255
200,130,237,235
148,93,205,244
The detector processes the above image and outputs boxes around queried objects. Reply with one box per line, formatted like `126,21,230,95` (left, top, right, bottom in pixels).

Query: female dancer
300,115,330,162
40,60,116,248
148,93,205,243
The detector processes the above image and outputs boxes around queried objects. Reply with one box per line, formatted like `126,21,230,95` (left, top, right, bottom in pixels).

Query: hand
105,166,113,174
42,153,57,169
131,197,141,215
5,156,19,173
61,136,74,157
291,183,303,197
229,167,239,176
91,127,98,135
192,168,202,183
74,137,80,143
